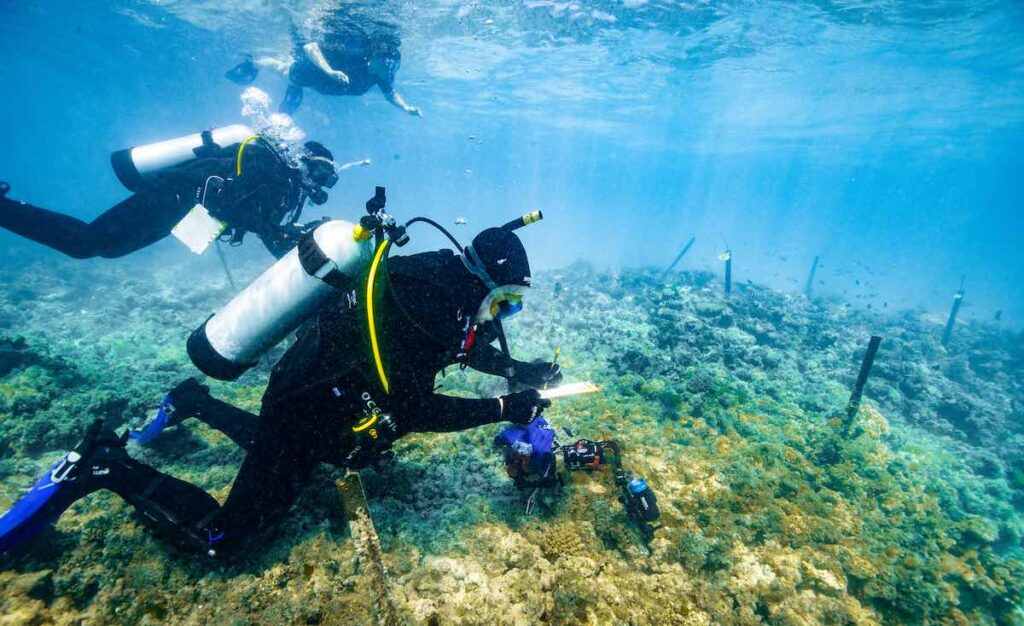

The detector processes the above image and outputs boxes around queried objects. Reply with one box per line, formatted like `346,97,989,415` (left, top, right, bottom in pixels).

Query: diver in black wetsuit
0,225,560,556
0,139,339,260
227,9,420,116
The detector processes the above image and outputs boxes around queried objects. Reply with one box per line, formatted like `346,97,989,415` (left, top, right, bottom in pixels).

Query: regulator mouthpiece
501,210,543,232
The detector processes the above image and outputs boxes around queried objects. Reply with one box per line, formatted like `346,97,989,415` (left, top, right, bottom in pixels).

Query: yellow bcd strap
366,240,391,393
235,134,261,176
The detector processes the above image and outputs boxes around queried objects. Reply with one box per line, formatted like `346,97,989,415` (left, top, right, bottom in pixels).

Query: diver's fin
127,378,210,446
225,56,259,85
127,394,175,446
0,458,68,553
281,84,304,115
0,419,106,553
0,181,10,199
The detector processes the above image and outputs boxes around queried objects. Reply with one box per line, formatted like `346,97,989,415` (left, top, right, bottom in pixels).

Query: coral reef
0,254,1022,624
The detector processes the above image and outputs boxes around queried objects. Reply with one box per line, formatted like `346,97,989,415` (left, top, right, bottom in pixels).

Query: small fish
995,310,1003,321
855,280,861,286
718,252,731,261
454,217,468,225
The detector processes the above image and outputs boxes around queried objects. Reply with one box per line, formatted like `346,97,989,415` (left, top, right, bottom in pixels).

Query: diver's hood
462,227,531,291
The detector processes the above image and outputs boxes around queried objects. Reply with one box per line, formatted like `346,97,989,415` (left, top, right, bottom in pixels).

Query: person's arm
465,342,515,378
303,42,349,84
380,84,421,117
400,394,503,434
464,326,562,388
400,389,549,434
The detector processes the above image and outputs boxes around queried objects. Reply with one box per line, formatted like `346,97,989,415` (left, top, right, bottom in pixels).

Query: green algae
0,258,1021,624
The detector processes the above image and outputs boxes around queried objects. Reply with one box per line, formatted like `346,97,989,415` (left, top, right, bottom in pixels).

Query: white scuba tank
187,220,373,381
111,124,256,192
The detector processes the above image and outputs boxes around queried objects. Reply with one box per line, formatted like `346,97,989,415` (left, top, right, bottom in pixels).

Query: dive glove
500,389,551,425
513,360,563,389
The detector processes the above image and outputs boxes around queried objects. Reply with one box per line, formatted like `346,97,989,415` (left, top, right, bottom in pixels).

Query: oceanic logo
361,391,383,418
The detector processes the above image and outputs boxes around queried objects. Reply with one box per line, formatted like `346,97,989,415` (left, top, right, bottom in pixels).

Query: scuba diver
0,196,560,557
0,129,340,260
226,10,420,117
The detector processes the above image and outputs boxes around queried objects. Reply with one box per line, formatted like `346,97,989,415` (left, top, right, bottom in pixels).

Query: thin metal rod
941,276,965,346
658,236,695,282
804,255,819,297
724,255,732,295
214,241,237,292
845,335,882,430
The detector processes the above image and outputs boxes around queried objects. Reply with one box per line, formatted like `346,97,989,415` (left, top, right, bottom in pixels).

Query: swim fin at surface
280,84,304,114
225,56,259,85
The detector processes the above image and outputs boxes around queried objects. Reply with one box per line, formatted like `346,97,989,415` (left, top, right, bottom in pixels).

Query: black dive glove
512,360,563,389
500,389,551,425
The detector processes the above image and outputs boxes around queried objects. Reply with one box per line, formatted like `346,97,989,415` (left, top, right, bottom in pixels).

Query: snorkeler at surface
0,137,339,260
0,220,560,557
226,8,421,117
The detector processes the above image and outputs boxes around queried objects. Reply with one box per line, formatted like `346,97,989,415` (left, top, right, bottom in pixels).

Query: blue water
1,0,1022,321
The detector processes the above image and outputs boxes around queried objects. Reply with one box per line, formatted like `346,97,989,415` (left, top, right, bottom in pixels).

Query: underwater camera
615,469,661,524
496,420,662,543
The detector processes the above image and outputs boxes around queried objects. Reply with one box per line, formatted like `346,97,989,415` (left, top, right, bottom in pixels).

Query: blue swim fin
127,394,175,446
225,56,259,85
281,84,304,115
0,419,106,554
0,459,67,553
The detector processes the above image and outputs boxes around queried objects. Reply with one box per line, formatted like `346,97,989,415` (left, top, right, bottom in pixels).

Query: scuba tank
188,186,544,382
111,124,255,192
187,219,373,381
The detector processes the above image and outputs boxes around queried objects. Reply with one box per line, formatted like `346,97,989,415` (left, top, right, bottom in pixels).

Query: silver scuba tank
187,219,373,381
111,124,256,192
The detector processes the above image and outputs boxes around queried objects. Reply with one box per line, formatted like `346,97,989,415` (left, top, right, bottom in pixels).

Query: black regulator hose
403,216,465,252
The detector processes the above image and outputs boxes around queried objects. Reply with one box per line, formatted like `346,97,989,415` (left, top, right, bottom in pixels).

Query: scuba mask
301,156,338,205
476,285,527,322
305,156,339,189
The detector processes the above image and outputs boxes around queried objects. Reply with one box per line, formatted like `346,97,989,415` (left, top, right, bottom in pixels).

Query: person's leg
212,399,325,537
0,420,223,555
0,190,189,259
280,83,305,114
255,55,294,75
167,379,260,450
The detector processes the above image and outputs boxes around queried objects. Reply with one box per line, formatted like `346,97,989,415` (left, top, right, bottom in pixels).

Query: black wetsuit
284,20,399,112
0,142,306,260
62,249,515,553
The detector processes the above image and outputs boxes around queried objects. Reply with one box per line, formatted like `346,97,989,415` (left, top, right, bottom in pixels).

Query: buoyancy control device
111,124,255,192
188,219,373,380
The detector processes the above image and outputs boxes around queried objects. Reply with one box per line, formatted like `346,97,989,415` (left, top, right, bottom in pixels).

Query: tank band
187,318,254,381
298,228,351,290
